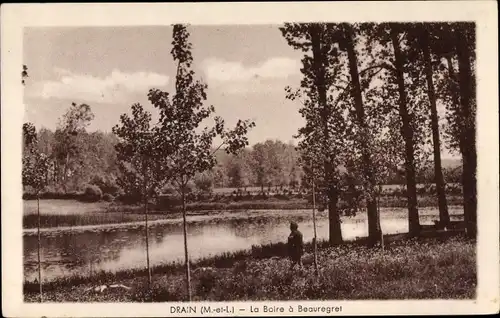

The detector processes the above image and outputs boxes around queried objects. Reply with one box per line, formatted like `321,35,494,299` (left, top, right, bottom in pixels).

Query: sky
23,25,305,146
23,25,458,159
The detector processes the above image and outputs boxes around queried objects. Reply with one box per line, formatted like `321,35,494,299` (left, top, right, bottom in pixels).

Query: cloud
203,57,300,82
202,57,300,94
34,68,169,104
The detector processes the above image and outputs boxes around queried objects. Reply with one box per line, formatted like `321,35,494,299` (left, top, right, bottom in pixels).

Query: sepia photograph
2,2,499,317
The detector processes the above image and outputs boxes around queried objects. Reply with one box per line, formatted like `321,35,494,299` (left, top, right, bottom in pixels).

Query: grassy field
24,235,476,302
23,195,463,229
23,200,174,229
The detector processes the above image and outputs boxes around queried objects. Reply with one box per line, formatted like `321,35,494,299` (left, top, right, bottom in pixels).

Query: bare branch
210,141,227,156
398,31,407,45
359,62,396,75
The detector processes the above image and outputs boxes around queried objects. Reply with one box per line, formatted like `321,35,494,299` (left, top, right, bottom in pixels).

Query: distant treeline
23,126,462,203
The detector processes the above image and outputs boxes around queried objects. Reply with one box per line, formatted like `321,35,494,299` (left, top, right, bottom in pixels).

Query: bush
417,187,427,195
89,175,121,196
156,194,181,210
23,190,82,200
194,175,214,195
273,193,290,200
102,193,114,202
427,184,437,194
81,184,102,202
116,193,142,204
447,183,462,195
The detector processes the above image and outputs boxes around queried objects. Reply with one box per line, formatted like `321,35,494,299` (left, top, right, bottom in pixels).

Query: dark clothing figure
287,222,304,269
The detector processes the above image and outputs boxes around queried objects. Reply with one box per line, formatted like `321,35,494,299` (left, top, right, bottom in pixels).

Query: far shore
23,197,464,232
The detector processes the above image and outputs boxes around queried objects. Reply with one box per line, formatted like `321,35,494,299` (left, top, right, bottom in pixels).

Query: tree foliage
281,22,352,244
22,125,50,195
148,25,255,193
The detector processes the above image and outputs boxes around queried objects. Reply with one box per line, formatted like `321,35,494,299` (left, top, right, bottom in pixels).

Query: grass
23,234,476,302
23,200,112,215
23,200,174,229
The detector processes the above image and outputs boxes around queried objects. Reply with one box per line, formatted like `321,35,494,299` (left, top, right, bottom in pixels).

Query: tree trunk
54,160,58,184
310,24,343,245
446,42,476,238
421,29,450,226
445,54,469,222
144,196,151,288
62,153,70,193
455,28,477,238
328,186,343,245
390,26,420,236
312,175,319,274
37,194,43,302
181,184,192,301
143,162,152,288
344,24,381,246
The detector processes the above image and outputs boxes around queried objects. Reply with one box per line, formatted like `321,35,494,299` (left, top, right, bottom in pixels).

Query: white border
1,1,499,317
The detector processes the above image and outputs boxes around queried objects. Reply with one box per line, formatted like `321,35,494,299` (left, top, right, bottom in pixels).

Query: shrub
24,191,82,200
273,193,290,200
156,194,181,210
417,187,427,195
81,184,102,202
116,193,142,204
89,175,121,196
427,184,437,194
447,183,462,195
23,184,85,200
102,193,114,202
194,174,214,195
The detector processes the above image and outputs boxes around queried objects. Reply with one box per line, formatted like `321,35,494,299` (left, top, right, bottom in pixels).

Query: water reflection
23,209,462,282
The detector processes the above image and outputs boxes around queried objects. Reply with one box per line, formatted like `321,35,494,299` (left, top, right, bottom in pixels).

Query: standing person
287,221,304,269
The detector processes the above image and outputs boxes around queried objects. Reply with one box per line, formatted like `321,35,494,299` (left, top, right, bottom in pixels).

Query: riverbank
23,196,463,229
23,205,464,233
24,234,476,302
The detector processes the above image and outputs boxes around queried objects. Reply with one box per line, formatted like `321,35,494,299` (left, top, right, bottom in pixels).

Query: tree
53,102,95,192
281,23,350,245
284,142,302,189
356,22,438,237
148,24,254,300
212,162,228,188
21,65,48,302
405,23,450,225
445,23,477,237
269,140,291,189
429,22,476,236
387,23,422,236
36,128,56,184
23,122,37,150
410,23,450,225
339,23,382,245
453,23,477,237
194,171,214,194
112,103,164,288
227,156,245,189
251,142,272,192
22,124,49,302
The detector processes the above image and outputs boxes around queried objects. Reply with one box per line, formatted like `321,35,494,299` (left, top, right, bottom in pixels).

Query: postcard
1,1,498,317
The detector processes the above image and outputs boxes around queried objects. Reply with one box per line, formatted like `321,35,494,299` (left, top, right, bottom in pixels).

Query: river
23,207,463,282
